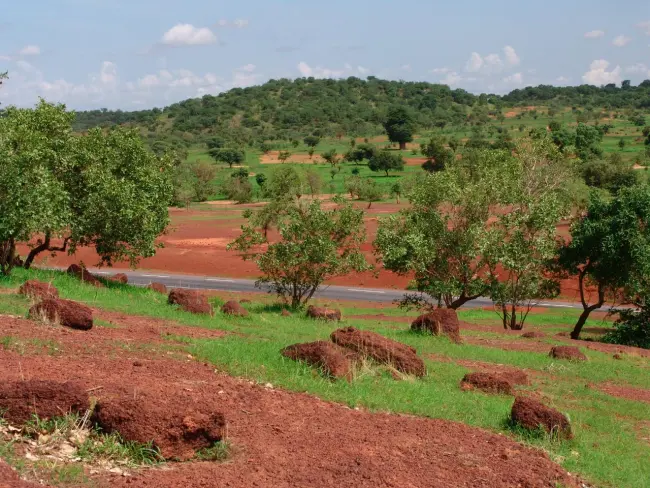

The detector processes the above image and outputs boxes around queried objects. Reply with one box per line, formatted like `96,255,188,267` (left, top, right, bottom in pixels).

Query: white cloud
99,61,117,86
612,35,632,47
233,19,249,28
240,63,256,73
162,24,217,46
584,30,605,39
636,21,650,35
296,61,346,78
503,72,523,85
215,19,249,28
582,59,622,85
0,55,13,61
430,67,450,74
626,63,650,77
503,46,520,66
357,66,370,75
556,76,570,83
441,71,462,86
400,64,412,72
19,45,41,56
484,53,504,72
297,61,313,77
465,52,483,72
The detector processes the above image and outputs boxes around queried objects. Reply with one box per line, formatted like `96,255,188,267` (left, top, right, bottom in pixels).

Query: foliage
357,178,384,208
303,135,320,148
368,150,404,176
263,166,304,200
555,187,650,338
604,307,650,349
420,135,453,172
278,150,291,163
255,173,267,188
320,148,340,167
228,198,371,307
304,168,323,196
346,143,376,163
209,148,245,168
580,157,637,194
191,161,217,201
383,106,415,149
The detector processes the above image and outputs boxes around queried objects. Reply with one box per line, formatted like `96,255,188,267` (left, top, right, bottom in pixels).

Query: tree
278,150,291,164
349,138,356,148
368,151,404,176
554,187,650,339
303,135,320,150
222,173,253,204
264,166,303,200
320,149,340,167
390,182,402,204
291,139,300,148
375,149,504,310
0,101,173,274
228,198,371,308
357,178,384,208
420,136,453,172
448,137,460,153
346,144,376,164
210,148,245,168
307,147,315,159
191,161,217,201
255,173,267,189
259,142,272,154
383,106,415,150
305,169,322,197
618,138,626,150
206,136,226,151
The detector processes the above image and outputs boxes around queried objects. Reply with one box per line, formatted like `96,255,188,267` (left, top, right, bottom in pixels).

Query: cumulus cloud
612,35,631,47
584,30,605,39
441,71,462,86
215,19,249,28
19,45,40,56
556,76,570,83
430,67,450,74
465,52,483,72
233,19,249,28
582,59,622,85
626,63,650,77
503,46,520,66
162,24,217,46
502,72,523,85
636,21,650,35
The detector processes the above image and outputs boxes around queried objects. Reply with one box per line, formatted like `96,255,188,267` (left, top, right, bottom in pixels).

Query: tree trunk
571,268,605,340
399,142,406,150
24,234,69,270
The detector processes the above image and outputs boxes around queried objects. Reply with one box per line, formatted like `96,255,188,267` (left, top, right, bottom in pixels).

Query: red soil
596,383,650,404
0,313,580,488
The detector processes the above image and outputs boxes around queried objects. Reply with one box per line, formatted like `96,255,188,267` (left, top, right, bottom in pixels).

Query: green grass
0,268,649,487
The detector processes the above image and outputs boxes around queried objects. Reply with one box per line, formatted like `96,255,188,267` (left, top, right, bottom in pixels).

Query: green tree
1,101,173,273
375,149,504,310
390,182,402,204
383,106,415,150
346,144,376,164
305,168,322,197
228,198,371,308
307,147,315,159
191,161,217,201
420,136,453,172
320,149,340,167
554,187,650,339
222,174,253,204
259,142,272,154
368,151,404,176
291,139,300,148
264,166,303,200
255,173,267,188
206,136,226,151
210,148,245,168
357,178,384,208
618,138,626,150
278,150,291,164
448,137,460,153
303,135,320,150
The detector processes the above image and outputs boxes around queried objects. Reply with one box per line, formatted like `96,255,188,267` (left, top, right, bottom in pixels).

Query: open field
0,268,649,487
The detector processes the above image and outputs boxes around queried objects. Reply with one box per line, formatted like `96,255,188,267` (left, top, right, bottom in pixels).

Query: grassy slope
0,268,649,488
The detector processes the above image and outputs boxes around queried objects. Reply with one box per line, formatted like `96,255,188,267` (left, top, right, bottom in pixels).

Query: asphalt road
82,268,589,311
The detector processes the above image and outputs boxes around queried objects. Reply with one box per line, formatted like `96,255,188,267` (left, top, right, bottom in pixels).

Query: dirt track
0,313,581,488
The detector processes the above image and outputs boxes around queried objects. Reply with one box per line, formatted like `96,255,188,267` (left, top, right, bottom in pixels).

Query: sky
1,0,650,110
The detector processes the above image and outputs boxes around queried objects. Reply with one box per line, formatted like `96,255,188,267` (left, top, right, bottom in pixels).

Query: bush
603,308,650,349
221,177,253,203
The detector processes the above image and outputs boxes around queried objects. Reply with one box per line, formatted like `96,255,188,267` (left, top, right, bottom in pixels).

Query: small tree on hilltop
383,106,415,150
228,198,371,308
210,148,245,168
368,150,404,176
553,187,650,339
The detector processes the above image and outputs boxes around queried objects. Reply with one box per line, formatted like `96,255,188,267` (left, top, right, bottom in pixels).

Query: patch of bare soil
596,383,650,404
0,314,580,488
427,354,531,385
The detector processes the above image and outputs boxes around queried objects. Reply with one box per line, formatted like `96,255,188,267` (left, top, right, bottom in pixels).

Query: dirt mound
110,273,129,284
550,346,587,361
0,459,39,487
221,300,248,317
511,397,572,439
168,289,213,315
18,280,59,300
411,309,462,343
282,341,360,380
331,327,426,377
66,264,103,287
147,282,167,294
306,305,342,321
521,331,546,339
461,372,514,395
29,298,93,331
0,380,89,424
93,393,226,461
281,309,291,317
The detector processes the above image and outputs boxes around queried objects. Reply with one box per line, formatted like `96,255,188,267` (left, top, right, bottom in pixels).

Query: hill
72,77,650,142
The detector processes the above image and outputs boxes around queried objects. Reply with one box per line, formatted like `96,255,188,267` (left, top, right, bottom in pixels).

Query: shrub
603,308,650,349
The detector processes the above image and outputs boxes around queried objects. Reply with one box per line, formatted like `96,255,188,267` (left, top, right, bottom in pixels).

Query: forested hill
72,76,650,140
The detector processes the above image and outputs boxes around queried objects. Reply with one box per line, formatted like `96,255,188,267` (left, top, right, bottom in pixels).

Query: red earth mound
147,282,168,294
550,346,587,361
66,264,103,287
521,331,546,339
94,392,226,461
281,309,291,317
511,396,572,439
18,280,59,300
411,309,462,343
282,341,360,380
110,273,129,284
0,459,39,487
168,289,213,315
0,380,89,424
29,298,93,331
331,327,426,377
221,300,248,317
461,372,515,395
306,305,342,321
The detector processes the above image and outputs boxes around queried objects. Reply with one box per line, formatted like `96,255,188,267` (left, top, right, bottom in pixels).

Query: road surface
79,268,591,311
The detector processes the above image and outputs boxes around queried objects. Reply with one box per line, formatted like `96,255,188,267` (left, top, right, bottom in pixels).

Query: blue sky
1,0,649,110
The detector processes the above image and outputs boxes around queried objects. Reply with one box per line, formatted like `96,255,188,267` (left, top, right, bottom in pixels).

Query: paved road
80,268,590,311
